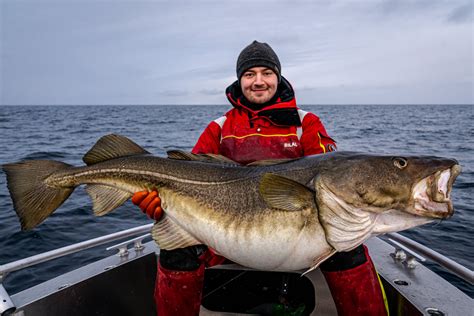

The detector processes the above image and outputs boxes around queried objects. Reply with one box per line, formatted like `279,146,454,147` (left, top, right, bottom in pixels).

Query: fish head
314,154,461,219
312,153,461,250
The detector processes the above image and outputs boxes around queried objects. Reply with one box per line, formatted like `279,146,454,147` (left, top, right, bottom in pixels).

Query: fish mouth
412,164,461,218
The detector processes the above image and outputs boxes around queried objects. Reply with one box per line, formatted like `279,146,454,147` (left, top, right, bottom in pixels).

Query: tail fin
2,160,74,230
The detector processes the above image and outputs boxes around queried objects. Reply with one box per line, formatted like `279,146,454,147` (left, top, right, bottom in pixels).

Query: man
133,40,387,315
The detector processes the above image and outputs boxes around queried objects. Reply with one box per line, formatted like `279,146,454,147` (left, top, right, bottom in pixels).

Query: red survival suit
155,77,387,316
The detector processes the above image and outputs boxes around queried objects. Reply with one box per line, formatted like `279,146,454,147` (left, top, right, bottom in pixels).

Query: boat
0,224,472,316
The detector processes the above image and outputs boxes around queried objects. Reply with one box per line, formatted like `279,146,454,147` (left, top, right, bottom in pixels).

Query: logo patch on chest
283,142,299,148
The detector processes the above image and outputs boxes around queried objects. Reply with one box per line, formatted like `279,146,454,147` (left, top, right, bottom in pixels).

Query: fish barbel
2,134,461,272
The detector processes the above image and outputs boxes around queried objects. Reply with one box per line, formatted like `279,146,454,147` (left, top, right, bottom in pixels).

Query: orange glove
132,189,163,220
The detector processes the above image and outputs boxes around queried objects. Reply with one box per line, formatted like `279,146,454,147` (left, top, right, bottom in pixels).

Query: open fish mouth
412,164,461,218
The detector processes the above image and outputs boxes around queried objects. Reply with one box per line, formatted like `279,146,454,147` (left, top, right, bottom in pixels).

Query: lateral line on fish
70,168,249,186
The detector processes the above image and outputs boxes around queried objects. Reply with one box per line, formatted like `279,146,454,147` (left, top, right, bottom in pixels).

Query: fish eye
393,157,408,169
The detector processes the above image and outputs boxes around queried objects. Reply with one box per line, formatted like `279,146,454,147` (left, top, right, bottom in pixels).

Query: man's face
240,67,278,104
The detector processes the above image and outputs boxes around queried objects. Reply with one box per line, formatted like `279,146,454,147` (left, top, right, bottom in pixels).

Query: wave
23,151,69,160
1,104,472,297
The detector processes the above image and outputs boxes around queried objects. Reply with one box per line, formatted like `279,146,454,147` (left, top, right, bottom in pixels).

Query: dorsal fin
167,150,201,161
246,158,296,166
83,134,149,165
167,150,240,166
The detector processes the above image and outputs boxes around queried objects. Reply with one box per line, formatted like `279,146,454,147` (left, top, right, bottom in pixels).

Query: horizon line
2,103,473,107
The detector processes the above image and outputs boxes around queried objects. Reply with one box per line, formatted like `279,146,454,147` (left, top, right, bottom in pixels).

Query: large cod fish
3,134,461,273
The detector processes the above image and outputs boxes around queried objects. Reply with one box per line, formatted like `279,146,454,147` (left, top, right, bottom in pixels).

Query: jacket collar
225,76,297,114
225,76,301,127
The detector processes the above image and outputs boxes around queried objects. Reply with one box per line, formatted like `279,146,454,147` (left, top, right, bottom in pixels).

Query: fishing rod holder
388,238,426,269
106,234,149,257
386,232,474,284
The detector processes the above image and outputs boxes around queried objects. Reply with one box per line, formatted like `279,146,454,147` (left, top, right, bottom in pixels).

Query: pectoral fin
259,173,316,212
86,184,132,216
152,216,201,250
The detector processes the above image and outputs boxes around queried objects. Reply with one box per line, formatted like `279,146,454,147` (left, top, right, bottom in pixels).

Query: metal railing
0,223,154,315
0,223,153,282
1,226,472,315
1,228,472,286
386,232,474,284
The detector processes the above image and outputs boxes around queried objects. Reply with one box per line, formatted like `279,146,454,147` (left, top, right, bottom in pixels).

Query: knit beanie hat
236,40,281,81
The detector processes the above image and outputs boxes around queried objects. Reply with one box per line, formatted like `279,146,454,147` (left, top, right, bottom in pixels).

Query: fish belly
160,190,333,271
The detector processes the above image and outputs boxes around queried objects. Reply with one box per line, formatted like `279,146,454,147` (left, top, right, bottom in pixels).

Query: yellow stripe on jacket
222,133,298,140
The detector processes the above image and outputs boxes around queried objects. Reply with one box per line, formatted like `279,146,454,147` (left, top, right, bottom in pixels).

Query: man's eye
245,73,254,77
263,71,273,76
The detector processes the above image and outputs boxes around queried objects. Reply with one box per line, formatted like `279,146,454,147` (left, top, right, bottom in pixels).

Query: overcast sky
1,0,473,105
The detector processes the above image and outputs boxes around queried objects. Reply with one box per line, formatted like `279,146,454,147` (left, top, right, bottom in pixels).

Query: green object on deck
272,303,306,316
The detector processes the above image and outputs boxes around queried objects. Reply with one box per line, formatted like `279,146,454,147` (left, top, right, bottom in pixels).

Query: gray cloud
1,0,472,105
159,89,190,97
199,89,222,96
447,3,473,23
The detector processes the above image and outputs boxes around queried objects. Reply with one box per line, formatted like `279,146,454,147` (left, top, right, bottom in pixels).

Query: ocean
0,104,472,298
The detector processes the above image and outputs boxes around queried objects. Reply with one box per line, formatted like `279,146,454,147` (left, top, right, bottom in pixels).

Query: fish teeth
436,169,450,200
412,172,452,217
413,177,428,201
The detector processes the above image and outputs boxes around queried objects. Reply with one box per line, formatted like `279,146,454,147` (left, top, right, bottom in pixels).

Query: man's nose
254,73,264,84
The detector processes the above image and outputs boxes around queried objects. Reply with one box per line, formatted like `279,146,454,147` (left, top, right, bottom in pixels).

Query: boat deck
2,231,473,315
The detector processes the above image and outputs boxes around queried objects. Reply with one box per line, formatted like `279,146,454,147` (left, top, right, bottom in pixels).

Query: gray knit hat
236,40,281,81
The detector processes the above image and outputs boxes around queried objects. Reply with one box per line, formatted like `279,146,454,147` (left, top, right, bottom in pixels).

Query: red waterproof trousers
155,263,205,316
154,250,226,316
322,246,388,316
154,246,387,315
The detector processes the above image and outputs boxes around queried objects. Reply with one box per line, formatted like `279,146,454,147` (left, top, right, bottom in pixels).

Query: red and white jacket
192,77,336,165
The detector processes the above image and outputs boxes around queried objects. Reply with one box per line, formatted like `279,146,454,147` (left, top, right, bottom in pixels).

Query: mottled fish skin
31,155,335,270
2,134,461,272
47,154,315,215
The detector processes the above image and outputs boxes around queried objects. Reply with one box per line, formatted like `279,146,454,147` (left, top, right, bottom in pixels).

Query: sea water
0,104,472,297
